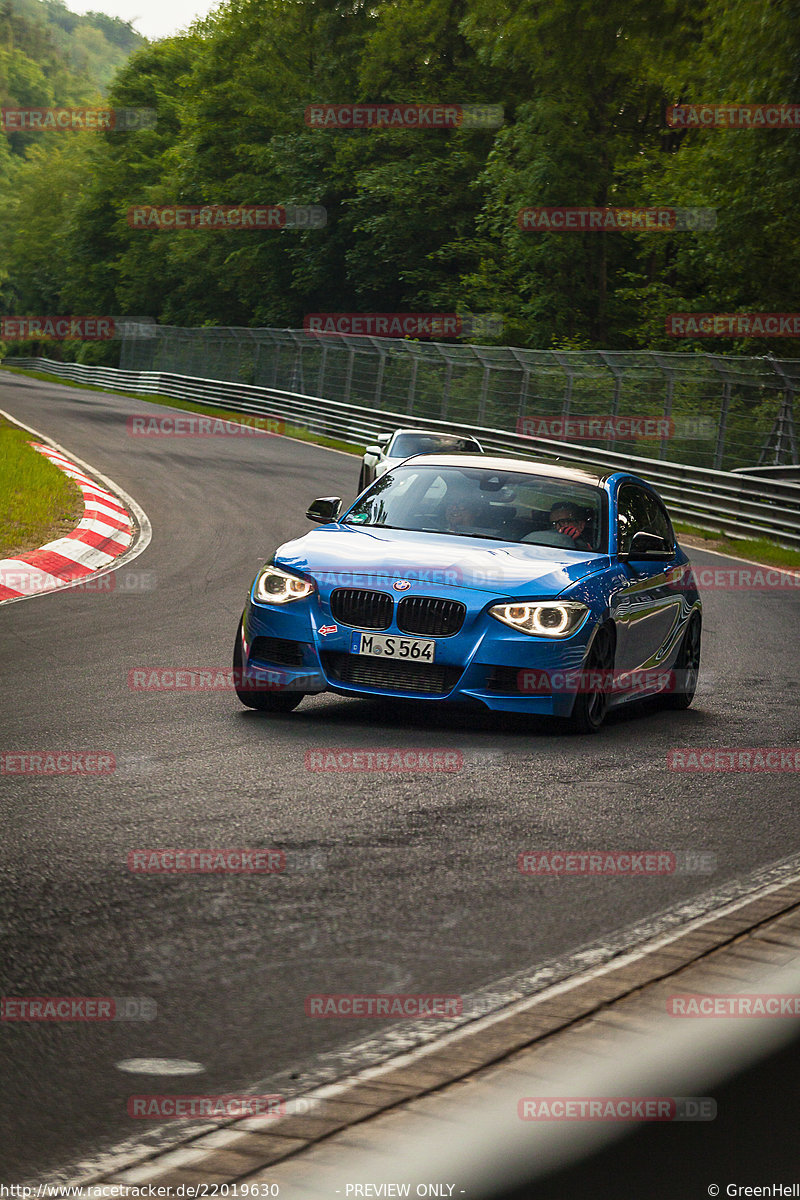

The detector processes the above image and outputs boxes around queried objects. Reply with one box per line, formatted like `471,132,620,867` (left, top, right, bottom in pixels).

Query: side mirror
377,432,391,445
364,445,383,456
619,530,674,562
306,497,342,523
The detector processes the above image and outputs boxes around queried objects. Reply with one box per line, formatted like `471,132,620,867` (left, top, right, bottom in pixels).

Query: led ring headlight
489,601,588,637
254,565,315,604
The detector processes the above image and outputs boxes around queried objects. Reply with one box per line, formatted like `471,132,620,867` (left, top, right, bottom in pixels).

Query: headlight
253,565,315,604
490,601,589,637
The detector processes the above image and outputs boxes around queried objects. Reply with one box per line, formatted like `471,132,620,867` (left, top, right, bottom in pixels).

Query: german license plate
351,632,435,662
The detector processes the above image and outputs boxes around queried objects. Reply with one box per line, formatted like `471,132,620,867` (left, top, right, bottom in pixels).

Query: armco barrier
4,356,800,550
114,325,800,473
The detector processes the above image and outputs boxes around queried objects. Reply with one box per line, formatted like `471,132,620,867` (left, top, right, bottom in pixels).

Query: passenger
444,499,482,532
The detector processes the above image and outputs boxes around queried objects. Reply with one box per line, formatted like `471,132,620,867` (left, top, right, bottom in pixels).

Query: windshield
343,464,607,551
389,433,481,457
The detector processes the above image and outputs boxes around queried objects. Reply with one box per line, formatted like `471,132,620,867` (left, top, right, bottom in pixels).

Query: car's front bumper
241,584,599,716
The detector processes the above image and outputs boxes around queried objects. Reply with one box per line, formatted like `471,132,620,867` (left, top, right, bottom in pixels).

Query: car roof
397,453,614,486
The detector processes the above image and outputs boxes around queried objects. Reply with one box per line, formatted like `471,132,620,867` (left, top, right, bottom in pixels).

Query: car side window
617,484,674,553
642,492,675,547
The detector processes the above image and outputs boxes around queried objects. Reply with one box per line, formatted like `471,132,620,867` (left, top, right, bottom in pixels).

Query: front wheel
233,618,303,712
663,612,701,710
566,623,615,734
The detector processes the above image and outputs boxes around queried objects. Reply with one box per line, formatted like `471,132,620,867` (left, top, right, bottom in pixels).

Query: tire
566,623,615,734
233,618,303,712
358,464,367,492
662,611,701,710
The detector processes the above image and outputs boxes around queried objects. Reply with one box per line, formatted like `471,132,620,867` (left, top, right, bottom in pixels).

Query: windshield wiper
449,532,507,541
343,524,508,540
342,522,415,530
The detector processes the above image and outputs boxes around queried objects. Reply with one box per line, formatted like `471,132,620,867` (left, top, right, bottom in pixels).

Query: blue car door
610,483,685,673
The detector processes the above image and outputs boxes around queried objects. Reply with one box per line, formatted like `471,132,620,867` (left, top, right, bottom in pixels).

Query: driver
549,502,592,550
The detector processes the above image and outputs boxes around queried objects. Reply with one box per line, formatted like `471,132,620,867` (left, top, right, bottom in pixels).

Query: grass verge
673,522,800,571
0,417,84,559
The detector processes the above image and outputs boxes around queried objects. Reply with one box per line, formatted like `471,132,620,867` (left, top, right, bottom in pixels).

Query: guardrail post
316,342,328,396
774,390,798,464
508,349,530,432
714,381,731,470
441,361,453,418
556,359,573,419
517,369,530,426
119,327,132,370
471,347,491,425
288,330,306,394
269,338,280,388
371,338,386,409
762,358,799,465
478,365,490,424
344,345,355,404
551,350,575,422
434,344,453,419
598,352,622,452
408,355,419,416
659,369,675,460
788,393,798,464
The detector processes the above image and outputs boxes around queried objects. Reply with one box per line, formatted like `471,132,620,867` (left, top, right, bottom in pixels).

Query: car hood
275,525,609,597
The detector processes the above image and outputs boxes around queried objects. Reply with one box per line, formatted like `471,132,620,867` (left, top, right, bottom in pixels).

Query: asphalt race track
1,370,799,1181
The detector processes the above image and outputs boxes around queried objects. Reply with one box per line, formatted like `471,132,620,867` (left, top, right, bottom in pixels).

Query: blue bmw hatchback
234,455,702,732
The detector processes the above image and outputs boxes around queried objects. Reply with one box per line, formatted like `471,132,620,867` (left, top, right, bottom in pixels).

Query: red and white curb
0,411,151,604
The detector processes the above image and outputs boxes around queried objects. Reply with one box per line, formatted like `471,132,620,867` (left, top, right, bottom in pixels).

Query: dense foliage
1,0,798,356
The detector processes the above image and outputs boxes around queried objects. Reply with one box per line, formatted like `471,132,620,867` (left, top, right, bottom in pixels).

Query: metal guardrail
5,356,800,551
115,324,800,473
